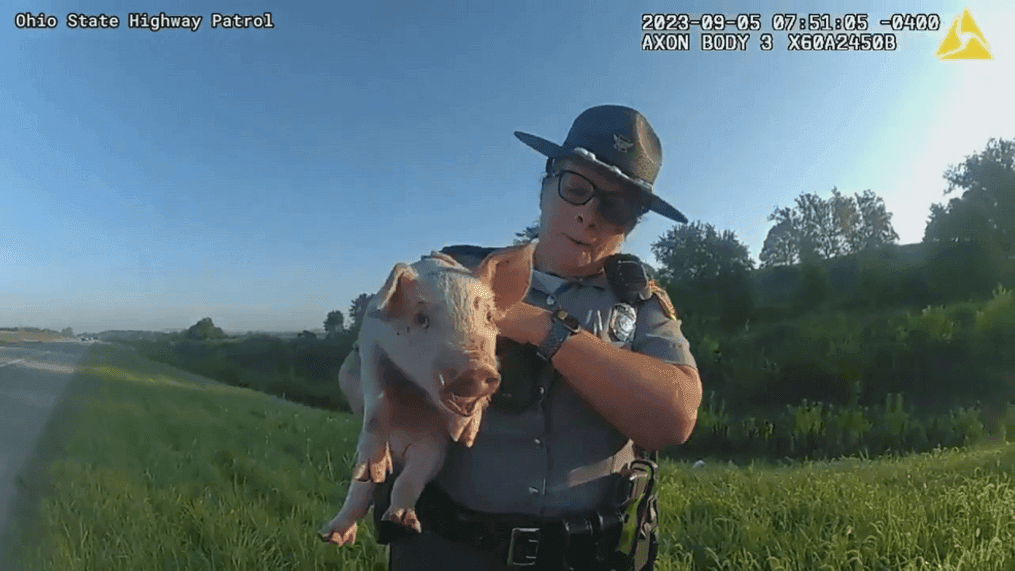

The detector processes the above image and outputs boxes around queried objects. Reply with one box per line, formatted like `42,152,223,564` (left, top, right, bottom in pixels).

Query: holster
608,457,659,571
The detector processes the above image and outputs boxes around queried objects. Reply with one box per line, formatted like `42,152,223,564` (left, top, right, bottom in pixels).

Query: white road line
0,359,25,368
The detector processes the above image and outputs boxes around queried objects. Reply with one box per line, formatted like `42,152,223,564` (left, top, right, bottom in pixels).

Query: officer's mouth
565,234,593,249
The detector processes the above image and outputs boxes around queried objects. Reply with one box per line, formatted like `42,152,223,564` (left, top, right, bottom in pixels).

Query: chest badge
609,303,637,343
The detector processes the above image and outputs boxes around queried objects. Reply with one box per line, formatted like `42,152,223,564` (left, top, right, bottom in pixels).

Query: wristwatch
536,308,582,361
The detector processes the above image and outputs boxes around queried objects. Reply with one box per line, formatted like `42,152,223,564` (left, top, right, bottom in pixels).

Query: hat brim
514,131,688,224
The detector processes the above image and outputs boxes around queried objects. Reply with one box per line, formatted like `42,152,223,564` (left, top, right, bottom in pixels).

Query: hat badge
613,134,633,153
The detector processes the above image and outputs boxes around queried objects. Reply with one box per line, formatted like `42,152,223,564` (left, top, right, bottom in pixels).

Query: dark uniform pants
389,531,508,571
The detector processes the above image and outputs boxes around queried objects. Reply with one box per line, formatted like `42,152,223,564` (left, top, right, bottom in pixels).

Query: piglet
321,242,534,545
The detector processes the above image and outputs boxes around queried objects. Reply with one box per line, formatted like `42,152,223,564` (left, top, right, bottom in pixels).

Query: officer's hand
496,302,551,346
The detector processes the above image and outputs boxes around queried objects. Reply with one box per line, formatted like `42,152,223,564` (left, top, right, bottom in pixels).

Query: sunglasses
553,170,649,228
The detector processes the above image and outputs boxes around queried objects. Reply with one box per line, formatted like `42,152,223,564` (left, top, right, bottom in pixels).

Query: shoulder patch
647,280,678,320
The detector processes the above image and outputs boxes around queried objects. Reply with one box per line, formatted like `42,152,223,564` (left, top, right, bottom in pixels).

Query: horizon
4,1,1013,332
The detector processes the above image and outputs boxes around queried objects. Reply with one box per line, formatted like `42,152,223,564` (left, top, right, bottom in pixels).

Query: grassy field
5,344,1015,570
0,331,71,344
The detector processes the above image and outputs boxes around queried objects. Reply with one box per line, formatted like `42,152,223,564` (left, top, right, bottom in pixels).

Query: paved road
0,341,91,567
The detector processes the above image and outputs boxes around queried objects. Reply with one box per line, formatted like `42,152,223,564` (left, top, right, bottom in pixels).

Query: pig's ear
371,263,419,322
476,242,535,314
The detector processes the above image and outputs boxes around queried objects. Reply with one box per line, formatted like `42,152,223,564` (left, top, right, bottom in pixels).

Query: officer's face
534,159,634,278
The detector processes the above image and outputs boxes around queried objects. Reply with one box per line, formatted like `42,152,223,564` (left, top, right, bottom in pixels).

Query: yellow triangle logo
937,9,992,60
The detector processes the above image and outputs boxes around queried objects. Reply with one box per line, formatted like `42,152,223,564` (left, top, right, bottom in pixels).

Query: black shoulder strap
611,254,665,466
440,245,499,267
604,253,653,306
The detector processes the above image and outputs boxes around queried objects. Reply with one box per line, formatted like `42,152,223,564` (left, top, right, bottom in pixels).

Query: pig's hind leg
321,479,376,546
383,435,448,533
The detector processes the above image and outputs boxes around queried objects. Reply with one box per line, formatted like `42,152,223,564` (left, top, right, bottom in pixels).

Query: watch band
536,308,582,361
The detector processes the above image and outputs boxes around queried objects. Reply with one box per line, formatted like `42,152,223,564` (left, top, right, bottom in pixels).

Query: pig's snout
445,367,500,398
438,364,501,417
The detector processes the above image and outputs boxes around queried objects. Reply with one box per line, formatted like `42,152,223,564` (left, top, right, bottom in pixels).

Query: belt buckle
506,527,540,567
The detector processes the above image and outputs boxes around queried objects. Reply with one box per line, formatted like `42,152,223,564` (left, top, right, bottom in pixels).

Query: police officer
380,105,702,570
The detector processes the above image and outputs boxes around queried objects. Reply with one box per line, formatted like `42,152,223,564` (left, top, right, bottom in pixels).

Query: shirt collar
531,268,609,295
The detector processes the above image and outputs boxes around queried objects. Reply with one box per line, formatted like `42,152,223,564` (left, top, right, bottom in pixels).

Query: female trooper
383,105,701,570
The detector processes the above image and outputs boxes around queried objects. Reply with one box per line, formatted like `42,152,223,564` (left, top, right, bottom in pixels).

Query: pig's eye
415,313,430,329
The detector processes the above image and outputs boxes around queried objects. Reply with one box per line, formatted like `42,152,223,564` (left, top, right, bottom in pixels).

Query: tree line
133,137,1015,462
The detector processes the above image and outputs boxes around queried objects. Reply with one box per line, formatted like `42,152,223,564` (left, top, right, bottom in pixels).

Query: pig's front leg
383,435,448,533
351,393,393,483
320,479,376,546
352,342,393,483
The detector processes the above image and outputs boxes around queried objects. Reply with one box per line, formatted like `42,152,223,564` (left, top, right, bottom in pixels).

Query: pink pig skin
322,242,534,545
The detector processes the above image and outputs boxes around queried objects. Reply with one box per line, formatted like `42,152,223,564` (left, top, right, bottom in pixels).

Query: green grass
0,331,70,343
6,344,387,570
658,447,1015,570
6,344,1015,570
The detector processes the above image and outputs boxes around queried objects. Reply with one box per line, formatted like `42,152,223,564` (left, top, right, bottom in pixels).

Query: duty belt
376,482,624,570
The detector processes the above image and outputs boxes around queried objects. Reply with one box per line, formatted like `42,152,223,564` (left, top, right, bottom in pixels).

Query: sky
2,0,1013,334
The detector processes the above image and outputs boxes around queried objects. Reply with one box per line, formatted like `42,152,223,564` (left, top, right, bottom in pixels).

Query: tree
923,138,1015,300
513,220,540,245
62,327,73,337
324,310,345,337
759,216,799,267
759,188,899,267
651,221,755,329
843,189,900,253
348,293,373,334
185,317,226,341
924,137,1015,256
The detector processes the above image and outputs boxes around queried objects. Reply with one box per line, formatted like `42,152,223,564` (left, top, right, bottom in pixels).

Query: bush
127,334,356,413
924,241,1005,303
669,393,994,465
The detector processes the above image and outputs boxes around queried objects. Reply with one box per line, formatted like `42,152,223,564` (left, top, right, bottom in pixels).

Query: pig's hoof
321,521,358,546
352,441,393,483
384,507,422,533
351,457,392,483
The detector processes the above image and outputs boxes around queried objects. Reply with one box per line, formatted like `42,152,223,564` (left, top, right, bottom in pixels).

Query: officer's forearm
551,328,702,450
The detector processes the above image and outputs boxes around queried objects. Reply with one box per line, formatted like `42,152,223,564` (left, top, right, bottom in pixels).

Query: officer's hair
539,158,644,237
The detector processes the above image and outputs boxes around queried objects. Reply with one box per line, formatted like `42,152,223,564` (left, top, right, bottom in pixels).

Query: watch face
555,309,581,332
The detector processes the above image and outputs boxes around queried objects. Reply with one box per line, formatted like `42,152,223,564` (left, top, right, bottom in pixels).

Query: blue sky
3,0,1013,333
